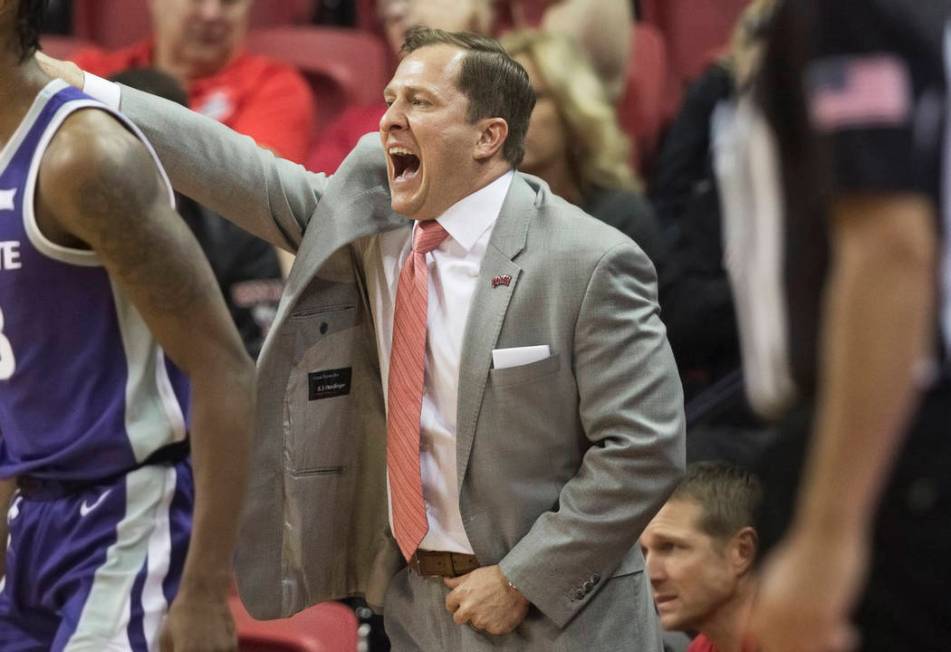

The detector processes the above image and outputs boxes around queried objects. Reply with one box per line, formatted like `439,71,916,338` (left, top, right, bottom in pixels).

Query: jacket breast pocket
488,352,561,388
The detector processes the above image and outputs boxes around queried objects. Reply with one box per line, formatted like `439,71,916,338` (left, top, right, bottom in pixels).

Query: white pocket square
492,345,551,370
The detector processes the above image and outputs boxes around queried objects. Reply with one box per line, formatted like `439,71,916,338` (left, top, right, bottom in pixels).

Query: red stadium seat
245,26,389,138
72,0,317,49
230,596,358,652
638,0,749,83
617,23,678,172
39,35,97,61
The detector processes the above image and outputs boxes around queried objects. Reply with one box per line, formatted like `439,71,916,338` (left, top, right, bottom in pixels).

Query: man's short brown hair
401,26,535,167
671,462,762,541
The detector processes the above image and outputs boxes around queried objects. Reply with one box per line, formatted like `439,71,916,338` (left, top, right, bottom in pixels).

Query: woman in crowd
501,29,662,264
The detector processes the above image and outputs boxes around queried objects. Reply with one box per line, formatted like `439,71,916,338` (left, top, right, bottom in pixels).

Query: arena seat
638,0,749,82
617,23,678,172
38,35,97,61
245,26,389,137
230,595,358,652
72,0,317,49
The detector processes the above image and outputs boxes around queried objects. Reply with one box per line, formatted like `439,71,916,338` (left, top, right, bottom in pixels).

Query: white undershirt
370,171,513,554
81,73,514,553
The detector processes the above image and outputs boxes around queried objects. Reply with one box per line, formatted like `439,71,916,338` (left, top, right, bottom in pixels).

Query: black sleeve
802,0,947,195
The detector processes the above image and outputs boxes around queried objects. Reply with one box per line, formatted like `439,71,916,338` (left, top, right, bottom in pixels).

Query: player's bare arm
753,194,937,652
35,108,255,652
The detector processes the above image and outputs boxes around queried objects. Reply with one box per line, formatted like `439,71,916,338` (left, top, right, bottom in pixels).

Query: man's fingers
452,603,471,625
443,572,468,589
445,587,461,613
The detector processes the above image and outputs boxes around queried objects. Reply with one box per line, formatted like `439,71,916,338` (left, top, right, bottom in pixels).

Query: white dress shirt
369,171,513,554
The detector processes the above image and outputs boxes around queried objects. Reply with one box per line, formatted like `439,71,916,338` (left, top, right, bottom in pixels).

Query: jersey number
0,307,14,380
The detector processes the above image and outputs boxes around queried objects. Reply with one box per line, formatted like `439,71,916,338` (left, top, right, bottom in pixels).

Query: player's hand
160,591,237,652
34,51,84,89
751,525,866,652
444,565,529,636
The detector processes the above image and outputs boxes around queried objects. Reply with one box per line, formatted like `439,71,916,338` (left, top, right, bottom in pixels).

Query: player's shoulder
40,109,159,217
43,109,148,183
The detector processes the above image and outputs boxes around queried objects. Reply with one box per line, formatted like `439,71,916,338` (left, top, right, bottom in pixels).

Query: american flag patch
807,55,912,131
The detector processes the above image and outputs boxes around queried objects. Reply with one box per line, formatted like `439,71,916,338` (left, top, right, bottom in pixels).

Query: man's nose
380,103,405,133
645,553,665,584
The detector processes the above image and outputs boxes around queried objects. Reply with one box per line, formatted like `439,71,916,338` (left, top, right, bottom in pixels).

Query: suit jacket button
572,588,586,600
591,573,601,584
582,580,594,593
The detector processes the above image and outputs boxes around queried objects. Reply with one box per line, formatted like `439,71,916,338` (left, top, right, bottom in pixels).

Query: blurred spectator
495,0,633,101
649,0,776,437
111,67,283,359
306,0,490,173
502,29,662,264
642,462,761,652
308,0,632,173
73,0,315,163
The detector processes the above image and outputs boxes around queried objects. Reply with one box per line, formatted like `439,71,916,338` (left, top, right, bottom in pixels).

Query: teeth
388,146,414,156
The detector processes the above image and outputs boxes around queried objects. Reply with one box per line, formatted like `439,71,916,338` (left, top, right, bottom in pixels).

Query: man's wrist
82,72,121,111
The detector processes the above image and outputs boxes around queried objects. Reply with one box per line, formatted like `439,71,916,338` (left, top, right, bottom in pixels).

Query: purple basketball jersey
0,80,190,482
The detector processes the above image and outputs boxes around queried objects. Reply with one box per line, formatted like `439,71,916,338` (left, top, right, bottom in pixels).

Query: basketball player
0,1,254,650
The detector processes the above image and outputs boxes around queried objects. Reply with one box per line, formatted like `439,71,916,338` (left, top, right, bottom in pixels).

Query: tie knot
413,220,449,254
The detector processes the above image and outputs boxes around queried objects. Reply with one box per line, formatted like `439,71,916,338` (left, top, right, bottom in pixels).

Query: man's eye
411,98,429,106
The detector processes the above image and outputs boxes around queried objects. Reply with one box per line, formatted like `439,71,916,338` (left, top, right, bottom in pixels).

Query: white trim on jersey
111,274,187,463
713,98,798,418
22,87,177,267
64,465,178,651
0,80,68,177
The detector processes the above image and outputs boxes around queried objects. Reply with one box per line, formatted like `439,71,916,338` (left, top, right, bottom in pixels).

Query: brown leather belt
408,550,480,577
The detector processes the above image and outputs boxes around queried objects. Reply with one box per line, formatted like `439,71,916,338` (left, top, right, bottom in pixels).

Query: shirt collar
431,170,514,253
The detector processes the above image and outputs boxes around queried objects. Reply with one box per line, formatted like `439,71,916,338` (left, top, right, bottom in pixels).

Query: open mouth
389,147,421,182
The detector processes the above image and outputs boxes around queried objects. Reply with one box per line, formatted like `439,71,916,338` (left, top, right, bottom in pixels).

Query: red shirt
688,634,759,652
73,41,316,163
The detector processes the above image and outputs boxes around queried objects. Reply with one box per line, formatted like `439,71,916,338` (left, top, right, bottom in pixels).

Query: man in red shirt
642,463,760,652
72,0,315,163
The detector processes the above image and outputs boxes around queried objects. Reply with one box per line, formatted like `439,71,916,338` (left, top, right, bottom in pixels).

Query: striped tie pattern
387,220,449,561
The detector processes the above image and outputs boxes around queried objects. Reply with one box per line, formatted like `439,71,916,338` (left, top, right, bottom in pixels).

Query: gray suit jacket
116,86,685,632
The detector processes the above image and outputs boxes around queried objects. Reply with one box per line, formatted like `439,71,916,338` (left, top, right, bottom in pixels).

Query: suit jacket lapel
456,174,535,483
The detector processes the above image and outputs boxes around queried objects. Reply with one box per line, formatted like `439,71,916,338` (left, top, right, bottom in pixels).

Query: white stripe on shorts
64,465,177,651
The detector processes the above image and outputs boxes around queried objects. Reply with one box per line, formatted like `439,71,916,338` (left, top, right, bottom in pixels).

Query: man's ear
730,527,758,576
473,117,509,161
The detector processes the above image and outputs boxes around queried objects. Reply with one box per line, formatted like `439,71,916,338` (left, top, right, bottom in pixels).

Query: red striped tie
387,220,449,561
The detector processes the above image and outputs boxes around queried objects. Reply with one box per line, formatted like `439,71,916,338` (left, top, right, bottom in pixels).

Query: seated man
642,462,761,652
72,0,315,163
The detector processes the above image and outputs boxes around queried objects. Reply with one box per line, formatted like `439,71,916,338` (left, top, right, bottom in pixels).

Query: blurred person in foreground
39,24,685,650
72,0,315,163
0,1,255,649
501,28,662,265
713,0,951,649
642,462,761,652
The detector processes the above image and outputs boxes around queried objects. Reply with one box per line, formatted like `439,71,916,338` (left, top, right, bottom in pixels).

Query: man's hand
35,51,84,89
751,525,866,652
160,591,238,652
444,565,529,636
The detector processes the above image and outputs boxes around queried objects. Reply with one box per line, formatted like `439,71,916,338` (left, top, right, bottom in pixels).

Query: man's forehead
386,46,466,94
645,499,706,539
